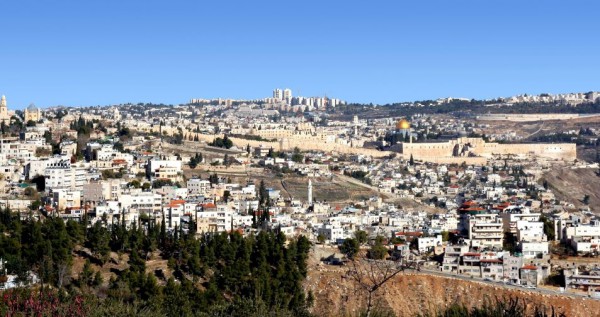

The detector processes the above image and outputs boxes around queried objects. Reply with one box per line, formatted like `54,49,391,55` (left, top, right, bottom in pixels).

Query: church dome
26,103,38,111
396,118,410,130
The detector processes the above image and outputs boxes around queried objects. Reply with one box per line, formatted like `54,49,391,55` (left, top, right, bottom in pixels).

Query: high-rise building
283,88,292,101
273,89,283,100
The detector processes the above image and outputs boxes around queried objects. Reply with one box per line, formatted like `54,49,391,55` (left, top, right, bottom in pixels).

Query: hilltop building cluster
0,90,598,296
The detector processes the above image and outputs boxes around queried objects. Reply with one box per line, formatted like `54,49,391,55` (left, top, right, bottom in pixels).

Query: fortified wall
132,125,575,163
135,125,391,158
477,113,600,122
394,137,576,162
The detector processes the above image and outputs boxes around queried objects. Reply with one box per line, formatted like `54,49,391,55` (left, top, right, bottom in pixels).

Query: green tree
86,222,111,265
339,238,360,259
222,190,231,202
223,154,230,167
258,180,268,207
368,236,388,260
222,135,233,149
93,270,103,286
291,147,304,163
79,259,95,286
317,234,326,244
354,230,368,245
189,152,202,169
540,214,556,241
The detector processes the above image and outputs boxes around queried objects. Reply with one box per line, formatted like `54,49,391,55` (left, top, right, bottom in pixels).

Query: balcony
472,227,502,233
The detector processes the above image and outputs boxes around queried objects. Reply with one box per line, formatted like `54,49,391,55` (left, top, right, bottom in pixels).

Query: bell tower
0,95,8,123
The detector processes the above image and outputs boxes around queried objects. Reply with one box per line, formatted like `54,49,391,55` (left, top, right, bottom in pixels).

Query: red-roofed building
201,203,217,210
164,199,186,229
520,264,541,286
394,231,423,241
195,203,233,233
112,159,128,167
447,184,460,195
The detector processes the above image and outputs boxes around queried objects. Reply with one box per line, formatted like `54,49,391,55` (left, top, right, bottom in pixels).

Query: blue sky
0,1,598,108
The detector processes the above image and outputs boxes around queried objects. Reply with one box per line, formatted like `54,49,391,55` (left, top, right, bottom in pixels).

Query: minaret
307,179,313,206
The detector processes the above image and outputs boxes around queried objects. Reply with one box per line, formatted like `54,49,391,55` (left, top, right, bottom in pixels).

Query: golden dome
396,118,410,130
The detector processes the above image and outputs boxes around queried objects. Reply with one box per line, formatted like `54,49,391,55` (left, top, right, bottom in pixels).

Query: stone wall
477,113,600,122
133,126,575,163
394,137,576,162
135,125,392,158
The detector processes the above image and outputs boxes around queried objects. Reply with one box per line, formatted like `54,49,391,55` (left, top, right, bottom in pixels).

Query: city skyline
1,1,599,314
1,1,599,108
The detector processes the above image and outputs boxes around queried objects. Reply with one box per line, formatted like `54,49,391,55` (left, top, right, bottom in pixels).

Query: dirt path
280,179,292,199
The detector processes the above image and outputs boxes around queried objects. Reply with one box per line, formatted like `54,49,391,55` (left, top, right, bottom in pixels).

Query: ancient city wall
136,125,392,158
412,156,488,165
134,126,575,162
395,137,576,162
477,113,600,122
476,143,577,160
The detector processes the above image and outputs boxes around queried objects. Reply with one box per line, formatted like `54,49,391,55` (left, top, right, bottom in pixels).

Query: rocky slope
542,167,600,213
305,266,600,317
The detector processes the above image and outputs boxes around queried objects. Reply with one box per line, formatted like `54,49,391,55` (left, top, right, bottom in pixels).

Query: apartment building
195,203,233,233
44,159,87,191
468,215,504,250
441,244,469,273
187,178,211,195
51,189,81,211
146,159,182,181
501,208,540,234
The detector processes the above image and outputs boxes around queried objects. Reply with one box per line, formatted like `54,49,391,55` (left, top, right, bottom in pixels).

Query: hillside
541,167,600,213
305,266,599,317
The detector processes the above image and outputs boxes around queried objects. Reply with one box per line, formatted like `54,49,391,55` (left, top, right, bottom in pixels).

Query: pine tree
223,154,229,167
160,213,167,249
258,180,267,206
80,259,94,286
